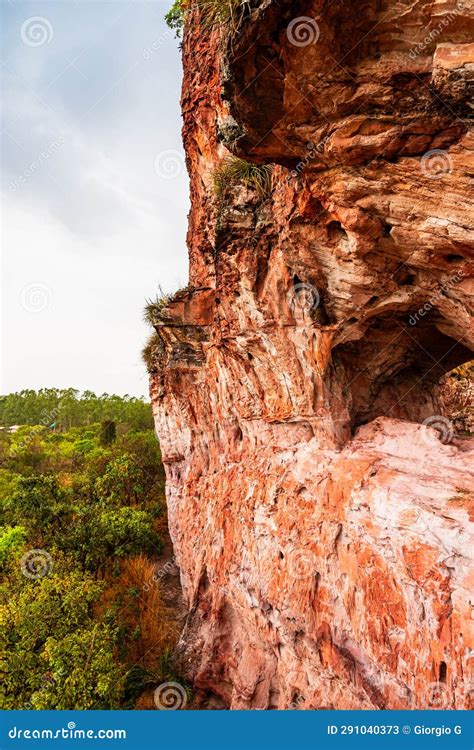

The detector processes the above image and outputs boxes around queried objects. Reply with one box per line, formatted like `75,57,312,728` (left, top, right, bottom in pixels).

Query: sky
1,0,189,399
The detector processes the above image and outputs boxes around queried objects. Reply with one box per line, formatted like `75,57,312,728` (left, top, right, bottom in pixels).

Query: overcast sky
1,0,188,399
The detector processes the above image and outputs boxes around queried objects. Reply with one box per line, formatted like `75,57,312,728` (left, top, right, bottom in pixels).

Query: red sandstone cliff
150,0,474,709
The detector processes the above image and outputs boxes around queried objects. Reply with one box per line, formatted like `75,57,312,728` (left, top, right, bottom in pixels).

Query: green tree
60,507,162,573
2,476,68,532
0,566,123,709
100,420,116,446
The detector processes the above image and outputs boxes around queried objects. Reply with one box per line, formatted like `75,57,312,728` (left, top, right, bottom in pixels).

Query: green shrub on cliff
165,0,247,36
213,157,273,199
165,0,187,36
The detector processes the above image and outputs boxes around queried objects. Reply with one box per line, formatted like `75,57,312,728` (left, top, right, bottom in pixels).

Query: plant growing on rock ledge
165,0,188,36
213,157,273,200
142,333,165,375
143,291,171,328
165,0,248,37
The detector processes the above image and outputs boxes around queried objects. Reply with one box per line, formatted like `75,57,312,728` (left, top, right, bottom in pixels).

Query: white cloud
1,0,189,397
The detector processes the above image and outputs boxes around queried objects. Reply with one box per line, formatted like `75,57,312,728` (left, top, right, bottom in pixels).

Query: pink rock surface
150,0,473,708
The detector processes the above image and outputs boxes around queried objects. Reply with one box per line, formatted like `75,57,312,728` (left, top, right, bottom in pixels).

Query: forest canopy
0,390,180,710
0,389,153,431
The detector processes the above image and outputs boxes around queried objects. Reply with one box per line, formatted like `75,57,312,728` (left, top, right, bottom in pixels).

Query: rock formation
149,0,473,709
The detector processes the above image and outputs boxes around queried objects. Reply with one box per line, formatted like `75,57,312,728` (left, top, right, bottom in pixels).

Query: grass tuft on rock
143,290,171,328
142,332,165,374
165,0,247,37
212,157,273,200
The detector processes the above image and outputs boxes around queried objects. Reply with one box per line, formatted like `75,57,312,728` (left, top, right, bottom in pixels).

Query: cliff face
150,0,474,709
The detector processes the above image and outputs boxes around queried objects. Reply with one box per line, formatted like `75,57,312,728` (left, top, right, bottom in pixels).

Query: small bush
165,0,188,37
165,0,247,37
213,157,272,200
142,332,165,374
143,291,170,329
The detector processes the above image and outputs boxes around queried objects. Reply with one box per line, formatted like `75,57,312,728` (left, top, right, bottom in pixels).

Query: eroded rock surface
150,0,473,708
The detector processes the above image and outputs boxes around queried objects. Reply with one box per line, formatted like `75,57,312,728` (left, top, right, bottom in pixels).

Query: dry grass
143,291,170,328
195,0,245,32
120,554,177,668
141,332,165,374
213,157,273,200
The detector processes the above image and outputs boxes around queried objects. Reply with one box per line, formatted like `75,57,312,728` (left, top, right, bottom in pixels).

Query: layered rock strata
150,0,474,708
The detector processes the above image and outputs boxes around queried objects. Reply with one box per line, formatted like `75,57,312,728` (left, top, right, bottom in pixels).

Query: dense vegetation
0,389,153,431
0,392,179,709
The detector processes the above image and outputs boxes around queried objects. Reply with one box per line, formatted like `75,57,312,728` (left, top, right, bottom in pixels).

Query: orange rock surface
150,0,473,709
